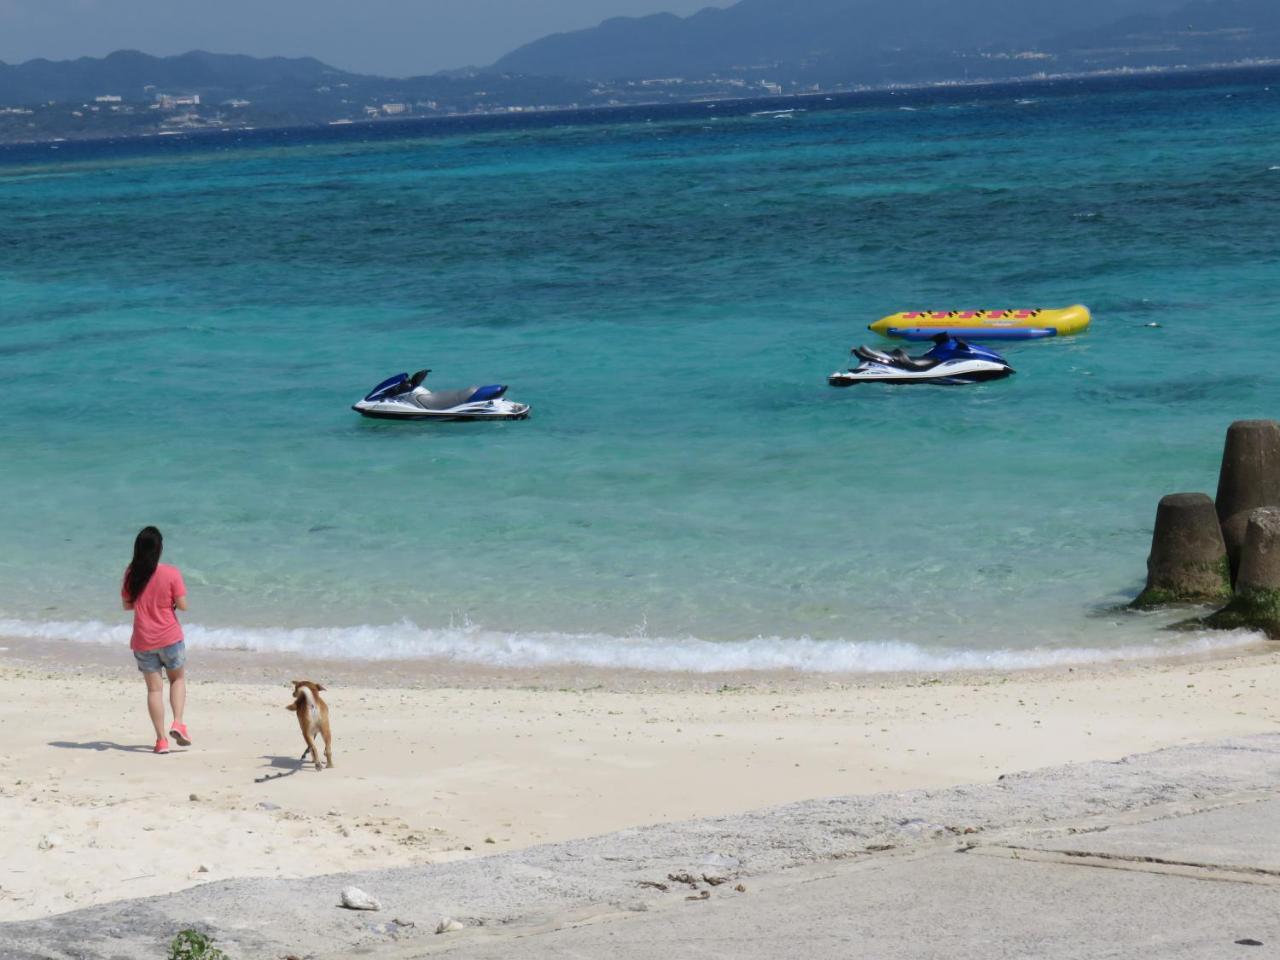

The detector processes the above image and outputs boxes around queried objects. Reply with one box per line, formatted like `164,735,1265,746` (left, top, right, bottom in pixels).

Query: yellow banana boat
869,304,1091,341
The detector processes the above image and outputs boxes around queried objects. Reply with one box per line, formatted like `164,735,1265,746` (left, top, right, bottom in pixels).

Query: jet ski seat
414,387,481,410
854,345,895,364
888,348,940,371
854,344,939,371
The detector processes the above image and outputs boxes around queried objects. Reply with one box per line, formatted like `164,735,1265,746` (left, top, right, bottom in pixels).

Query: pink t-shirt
122,563,186,652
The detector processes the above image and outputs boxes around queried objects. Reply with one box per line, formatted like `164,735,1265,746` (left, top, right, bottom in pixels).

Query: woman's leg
167,667,186,727
143,670,166,739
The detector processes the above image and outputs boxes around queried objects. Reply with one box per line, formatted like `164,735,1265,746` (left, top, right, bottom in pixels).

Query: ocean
1,68,1277,672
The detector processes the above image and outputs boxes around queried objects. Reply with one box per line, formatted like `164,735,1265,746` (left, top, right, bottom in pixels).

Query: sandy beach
3,637,1279,923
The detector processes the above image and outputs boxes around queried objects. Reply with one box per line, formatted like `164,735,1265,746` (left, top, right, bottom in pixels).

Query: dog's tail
286,686,314,712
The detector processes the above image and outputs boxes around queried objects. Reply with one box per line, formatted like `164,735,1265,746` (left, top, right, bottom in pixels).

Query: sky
0,0,735,77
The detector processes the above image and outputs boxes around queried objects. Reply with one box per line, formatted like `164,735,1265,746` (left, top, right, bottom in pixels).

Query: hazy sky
0,0,735,76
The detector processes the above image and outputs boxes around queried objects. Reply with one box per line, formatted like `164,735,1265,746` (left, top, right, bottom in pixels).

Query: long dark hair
124,526,163,602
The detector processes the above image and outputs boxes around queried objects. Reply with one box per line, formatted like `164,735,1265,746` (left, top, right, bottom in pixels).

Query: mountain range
0,49,355,105
0,49,599,139
1,0,1278,143
495,0,1280,82
6,49,346,98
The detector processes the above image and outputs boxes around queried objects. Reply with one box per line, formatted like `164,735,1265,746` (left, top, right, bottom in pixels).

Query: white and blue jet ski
828,335,1014,386
352,369,530,421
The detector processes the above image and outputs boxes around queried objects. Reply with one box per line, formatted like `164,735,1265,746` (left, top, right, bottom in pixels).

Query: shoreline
0,595,1263,685
0,626,1270,692
3,638,1280,922
1,59,1277,151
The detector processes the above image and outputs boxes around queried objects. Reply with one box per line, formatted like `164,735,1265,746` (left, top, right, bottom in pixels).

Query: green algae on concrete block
1203,587,1280,639
1133,555,1232,609
1132,493,1232,608
1202,507,1280,638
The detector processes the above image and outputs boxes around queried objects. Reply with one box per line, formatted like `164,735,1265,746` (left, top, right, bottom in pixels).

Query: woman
121,526,191,754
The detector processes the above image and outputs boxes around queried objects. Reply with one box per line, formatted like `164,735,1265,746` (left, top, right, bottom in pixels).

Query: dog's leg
292,696,312,768
302,727,322,771
320,715,333,769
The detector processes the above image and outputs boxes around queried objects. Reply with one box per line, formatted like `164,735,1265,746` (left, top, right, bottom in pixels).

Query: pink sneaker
154,738,170,754
169,723,192,747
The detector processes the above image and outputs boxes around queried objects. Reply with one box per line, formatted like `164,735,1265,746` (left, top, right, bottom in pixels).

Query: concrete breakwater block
1216,420,1280,579
1206,507,1280,639
1132,493,1230,607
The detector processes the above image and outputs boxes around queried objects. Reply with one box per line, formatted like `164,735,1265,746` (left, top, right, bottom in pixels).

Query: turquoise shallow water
1,71,1278,670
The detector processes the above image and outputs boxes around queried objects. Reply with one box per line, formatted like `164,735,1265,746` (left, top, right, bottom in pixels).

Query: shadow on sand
48,740,157,754
254,753,312,783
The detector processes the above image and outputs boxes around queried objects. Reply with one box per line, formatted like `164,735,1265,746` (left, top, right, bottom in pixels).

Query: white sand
2,645,1279,921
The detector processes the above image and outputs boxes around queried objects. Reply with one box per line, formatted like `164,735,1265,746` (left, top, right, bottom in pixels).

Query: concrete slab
441,851,1280,960
1010,798,1280,876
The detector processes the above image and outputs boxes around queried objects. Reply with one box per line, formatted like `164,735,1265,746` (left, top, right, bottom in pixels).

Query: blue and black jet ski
352,368,530,420
829,334,1014,386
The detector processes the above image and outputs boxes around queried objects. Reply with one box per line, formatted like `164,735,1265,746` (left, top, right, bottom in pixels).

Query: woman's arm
174,595,188,612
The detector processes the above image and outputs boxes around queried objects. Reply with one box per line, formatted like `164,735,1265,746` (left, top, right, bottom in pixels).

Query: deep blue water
1,68,1277,671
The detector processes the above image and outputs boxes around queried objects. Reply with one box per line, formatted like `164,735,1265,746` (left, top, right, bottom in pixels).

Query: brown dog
286,680,333,771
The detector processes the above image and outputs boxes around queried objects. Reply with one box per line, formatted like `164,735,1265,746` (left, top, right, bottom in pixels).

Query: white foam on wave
0,616,1261,674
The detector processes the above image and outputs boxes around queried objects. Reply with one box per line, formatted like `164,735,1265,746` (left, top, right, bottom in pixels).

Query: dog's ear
286,702,298,711
291,679,305,688
315,683,326,692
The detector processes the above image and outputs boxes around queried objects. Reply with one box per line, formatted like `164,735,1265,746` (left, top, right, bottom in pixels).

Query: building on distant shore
380,102,407,115
222,99,251,108
94,94,122,103
156,93,201,110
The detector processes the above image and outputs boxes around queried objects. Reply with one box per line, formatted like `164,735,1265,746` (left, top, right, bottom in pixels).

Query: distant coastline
1,58,1277,153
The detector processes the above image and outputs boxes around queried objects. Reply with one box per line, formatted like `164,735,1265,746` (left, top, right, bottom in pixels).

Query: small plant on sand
168,929,228,960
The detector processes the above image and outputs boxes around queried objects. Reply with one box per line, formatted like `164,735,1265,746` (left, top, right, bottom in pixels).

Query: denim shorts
134,640,187,674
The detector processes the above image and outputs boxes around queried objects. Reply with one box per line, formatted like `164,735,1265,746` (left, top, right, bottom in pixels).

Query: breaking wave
0,617,1260,674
